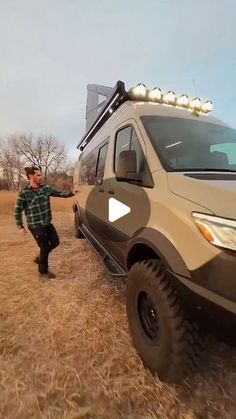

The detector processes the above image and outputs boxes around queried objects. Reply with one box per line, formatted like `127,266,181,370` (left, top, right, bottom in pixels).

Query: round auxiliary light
201,100,213,113
163,90,176,104
149,87,162,101
190,97,201,110
130,83,147,97
176,94,190,107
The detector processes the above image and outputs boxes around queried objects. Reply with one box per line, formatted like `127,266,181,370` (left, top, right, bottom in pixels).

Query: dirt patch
0,192,235,418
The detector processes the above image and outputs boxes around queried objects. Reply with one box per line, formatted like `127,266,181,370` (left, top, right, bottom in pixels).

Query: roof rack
77,81,213,151
77,81,127,151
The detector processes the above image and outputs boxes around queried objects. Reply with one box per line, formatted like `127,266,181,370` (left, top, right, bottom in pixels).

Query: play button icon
85,177,150,243
108,197,131,222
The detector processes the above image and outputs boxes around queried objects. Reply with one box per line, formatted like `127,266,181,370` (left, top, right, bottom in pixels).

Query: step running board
79,225,127,277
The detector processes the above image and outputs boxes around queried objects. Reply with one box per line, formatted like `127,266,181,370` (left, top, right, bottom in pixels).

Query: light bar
177,94,189,107
130,83,147,97
78,80,213,152
128,83,213,115
201,100,213,113
149,87,162,101
190,97,201,110
163,90,176,104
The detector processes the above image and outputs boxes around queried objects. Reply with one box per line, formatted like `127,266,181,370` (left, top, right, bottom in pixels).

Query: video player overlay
85,177,151,243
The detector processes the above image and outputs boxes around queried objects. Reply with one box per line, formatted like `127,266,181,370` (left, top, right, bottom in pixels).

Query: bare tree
12,134,67,179
0,139,24,191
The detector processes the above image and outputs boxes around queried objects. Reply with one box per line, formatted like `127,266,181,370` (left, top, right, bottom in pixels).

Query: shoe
47,271,56,279
33,255,40,264
39,271,56,280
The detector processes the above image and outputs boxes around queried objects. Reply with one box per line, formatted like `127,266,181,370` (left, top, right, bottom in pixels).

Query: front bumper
190,249,236,311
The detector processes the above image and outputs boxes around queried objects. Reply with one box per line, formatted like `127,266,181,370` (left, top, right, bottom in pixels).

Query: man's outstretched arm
49,187,74,198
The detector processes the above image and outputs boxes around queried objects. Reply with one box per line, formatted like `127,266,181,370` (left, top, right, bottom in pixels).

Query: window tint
114,126,132,171
79,138,109,185
79,148,98,185
141,116,236,172
211,143,236,165
114,125,152,186
130,129,146,174
96,143,108,179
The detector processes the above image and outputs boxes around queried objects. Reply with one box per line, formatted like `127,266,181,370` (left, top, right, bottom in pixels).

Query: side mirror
116,150,142,181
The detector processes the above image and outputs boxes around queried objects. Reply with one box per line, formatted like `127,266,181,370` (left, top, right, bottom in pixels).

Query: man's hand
67,190,81,197
19,227,26,235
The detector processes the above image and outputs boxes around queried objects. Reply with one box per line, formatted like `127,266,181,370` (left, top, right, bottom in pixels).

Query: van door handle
108,190,114,195
99,188,104,193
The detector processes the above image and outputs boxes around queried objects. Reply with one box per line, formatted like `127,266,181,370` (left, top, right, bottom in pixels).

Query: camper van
73,81,236,383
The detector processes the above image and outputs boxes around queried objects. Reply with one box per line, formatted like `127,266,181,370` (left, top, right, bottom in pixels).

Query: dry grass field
0,191,235,419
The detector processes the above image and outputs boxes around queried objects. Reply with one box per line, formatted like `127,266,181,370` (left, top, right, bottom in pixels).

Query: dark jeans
29,223,60,274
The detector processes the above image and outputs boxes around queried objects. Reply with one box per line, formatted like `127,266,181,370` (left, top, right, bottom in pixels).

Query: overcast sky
0,0,235,160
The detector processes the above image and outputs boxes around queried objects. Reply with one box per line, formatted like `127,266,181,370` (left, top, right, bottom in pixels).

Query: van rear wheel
126,260,201,383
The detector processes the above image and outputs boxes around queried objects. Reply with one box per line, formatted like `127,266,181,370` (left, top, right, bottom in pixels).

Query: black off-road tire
74,211,84,239
126,260,201,383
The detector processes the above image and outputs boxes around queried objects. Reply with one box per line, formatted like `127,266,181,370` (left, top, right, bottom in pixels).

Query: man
14,166,74,280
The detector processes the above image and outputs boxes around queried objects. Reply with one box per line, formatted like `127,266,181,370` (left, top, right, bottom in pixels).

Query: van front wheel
126,260,200,383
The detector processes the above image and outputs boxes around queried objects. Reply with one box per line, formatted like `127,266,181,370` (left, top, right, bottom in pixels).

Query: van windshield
141,116,236,172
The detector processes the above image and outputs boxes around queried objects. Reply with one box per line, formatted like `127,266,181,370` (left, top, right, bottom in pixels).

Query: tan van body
73,84,236,383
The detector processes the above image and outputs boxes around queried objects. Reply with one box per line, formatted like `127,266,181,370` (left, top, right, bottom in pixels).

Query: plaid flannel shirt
14,185,72,229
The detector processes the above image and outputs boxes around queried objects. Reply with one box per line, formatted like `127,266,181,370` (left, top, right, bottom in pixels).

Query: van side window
130,128,146,174
78,138,109,185
211,143,236,166
114,126,132,172
96,143,108,180
79,148,98,185
115,125,152,186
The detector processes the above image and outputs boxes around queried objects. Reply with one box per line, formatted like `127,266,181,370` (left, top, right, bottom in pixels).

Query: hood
167,172,236,219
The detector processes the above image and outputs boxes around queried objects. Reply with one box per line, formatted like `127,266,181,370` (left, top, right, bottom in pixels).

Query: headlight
192,212,236,251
